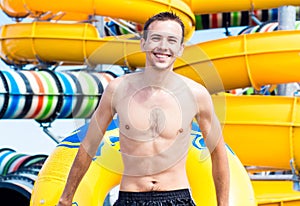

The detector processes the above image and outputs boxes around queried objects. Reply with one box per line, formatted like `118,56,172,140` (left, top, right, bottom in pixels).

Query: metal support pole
277,6,296,96
93,15,105,71
94,16,105,38
290,160,300,191
278,6,296,31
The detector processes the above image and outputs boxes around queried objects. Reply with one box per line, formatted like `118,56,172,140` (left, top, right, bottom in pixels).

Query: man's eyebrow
168,36,179,39
151,33,179,38
150,33,162,37
149,32,181,40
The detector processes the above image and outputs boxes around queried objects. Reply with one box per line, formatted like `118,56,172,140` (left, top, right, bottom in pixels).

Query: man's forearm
211,142,230,206
59,144,93,204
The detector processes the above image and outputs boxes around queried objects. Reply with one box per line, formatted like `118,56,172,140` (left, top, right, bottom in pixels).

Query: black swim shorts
113,188,196,206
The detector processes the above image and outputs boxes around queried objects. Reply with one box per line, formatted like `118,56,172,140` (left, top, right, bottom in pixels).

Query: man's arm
58,79,117,206
196,89,230,206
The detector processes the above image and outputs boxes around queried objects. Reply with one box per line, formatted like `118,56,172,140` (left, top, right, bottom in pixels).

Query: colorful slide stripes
195,8,283,30
0,70,115,122
239,20,300,34
0,148,47,205
104,8,293,33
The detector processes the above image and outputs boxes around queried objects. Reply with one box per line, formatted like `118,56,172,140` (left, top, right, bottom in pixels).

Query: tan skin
58,20,229,206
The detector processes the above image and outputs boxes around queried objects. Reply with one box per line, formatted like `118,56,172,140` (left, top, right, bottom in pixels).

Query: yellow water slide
2,23,300,94
2,0,300,20
0,0,196,39
252,181,300,206
213,95,300,170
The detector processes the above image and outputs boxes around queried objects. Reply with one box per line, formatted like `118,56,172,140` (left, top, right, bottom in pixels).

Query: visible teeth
155,53,169,58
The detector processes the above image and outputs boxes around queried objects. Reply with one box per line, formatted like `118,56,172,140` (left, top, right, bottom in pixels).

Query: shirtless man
58,12,229,206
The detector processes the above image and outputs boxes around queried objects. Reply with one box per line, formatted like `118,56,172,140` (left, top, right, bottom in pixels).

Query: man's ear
140,38,146,52
177,43,185,57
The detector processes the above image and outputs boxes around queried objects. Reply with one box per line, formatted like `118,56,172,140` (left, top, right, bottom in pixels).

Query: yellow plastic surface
176,31,300,93
2,23,300,93
253,181,300,206
3,0,300,18
212,95,300,170
0,0,195,39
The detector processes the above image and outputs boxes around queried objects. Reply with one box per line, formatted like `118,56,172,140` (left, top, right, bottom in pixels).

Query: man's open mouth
153,52,171,58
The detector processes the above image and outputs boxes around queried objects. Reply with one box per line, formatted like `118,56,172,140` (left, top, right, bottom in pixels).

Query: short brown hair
143,11,185,43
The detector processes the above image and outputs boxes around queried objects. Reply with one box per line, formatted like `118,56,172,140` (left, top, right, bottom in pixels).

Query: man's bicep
197,112,222,154
196,106,211,138
195,89,213,135
196,93,222,152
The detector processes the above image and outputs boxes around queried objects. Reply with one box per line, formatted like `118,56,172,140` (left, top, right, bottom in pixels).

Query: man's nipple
177,128,183,135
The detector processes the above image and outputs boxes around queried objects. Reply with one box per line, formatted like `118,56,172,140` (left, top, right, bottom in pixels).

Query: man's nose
159,38,168,49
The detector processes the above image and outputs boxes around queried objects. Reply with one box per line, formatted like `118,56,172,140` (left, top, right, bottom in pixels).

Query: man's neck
142,67,174,88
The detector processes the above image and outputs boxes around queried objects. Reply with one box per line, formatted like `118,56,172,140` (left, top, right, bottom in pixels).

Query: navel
125,124,130,130
151,180,157,184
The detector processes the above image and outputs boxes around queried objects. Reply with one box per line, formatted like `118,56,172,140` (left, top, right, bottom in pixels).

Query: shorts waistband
117,189,192,201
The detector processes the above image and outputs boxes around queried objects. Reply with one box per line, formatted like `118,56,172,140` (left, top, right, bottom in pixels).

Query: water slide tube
0,0,196,40
213,95,300,170
0,69,115,121
2,0,300,39
239,20,300,34
30,121,256,206
0,148,47,205
2,0,300,21
195,8,281,29
252,181,300,205
2,22,300,94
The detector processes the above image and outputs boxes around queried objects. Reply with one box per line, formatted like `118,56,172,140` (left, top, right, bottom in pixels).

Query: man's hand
57,198,72,206
57,199,80,206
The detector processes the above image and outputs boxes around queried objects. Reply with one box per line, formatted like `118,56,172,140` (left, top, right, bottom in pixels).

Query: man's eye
168,39,177,44
151,37,161,41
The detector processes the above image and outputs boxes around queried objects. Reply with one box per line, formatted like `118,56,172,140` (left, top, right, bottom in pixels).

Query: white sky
0,11,245,155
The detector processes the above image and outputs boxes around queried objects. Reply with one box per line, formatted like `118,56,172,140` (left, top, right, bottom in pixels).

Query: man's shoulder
177,74,206,91
113,72,141,81
108,73,134,86
106,72,141,93
175,74,211,103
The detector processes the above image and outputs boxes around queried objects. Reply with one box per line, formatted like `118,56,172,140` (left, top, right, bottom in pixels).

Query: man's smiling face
141,20,184,71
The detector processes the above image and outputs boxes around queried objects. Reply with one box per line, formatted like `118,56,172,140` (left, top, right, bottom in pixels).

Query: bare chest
116,86,197,139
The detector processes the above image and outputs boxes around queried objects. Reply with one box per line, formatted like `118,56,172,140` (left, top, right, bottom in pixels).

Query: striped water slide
104,7,291,33
0,148,48,205
195,8,283,30
239,21,300,34
0,70,115,121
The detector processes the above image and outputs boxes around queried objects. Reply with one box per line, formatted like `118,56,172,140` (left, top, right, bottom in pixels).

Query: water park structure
0,0,300,205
